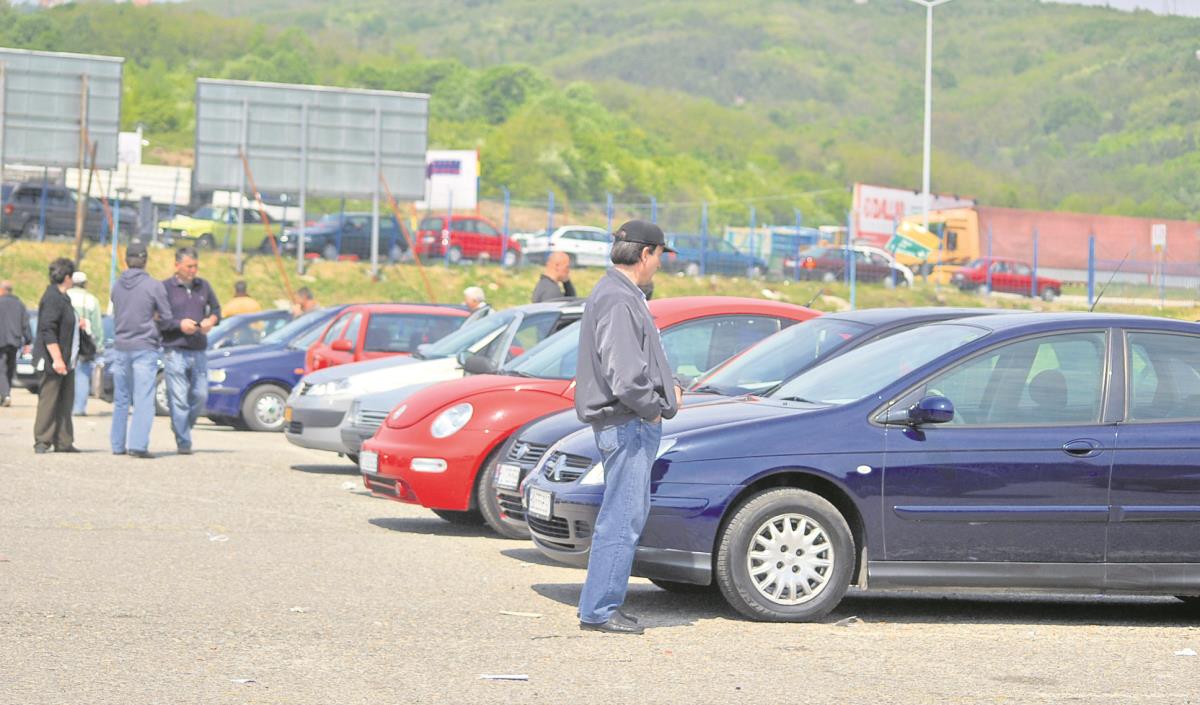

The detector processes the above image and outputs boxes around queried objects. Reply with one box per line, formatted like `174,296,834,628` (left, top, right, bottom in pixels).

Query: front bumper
338,407,388,455
364,427,497,511
204,385,243,418
283,393,354,452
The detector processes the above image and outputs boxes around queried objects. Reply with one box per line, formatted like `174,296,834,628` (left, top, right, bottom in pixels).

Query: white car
520,225,611,267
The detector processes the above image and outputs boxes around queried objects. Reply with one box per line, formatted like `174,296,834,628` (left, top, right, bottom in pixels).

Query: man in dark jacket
572,221,680,635
161,246,220,454
110,241,174,458
0,280,32,407
33,258,80,453
531,252,577,303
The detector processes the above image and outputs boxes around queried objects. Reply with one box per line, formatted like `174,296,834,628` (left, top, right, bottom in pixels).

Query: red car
359,297,818,523
305,303,469,374
414,214,522,267
952,257,1062,302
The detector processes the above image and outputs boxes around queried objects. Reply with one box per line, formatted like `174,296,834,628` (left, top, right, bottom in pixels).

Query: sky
1044,0,1200,16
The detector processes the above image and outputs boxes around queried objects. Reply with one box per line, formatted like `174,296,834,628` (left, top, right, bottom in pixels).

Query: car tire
388,244,403,263
747,265,764,279
650,578,718,594
977,284,991,296
821,271,837,284
447,246,464,265
155,373,170,417
684,262,701,277
1041,287,1058,303
477,445,529,539
502,249,519,268
347,453,359,467
240,384,288,433
20,220,40,240
432,508,485,525
196,233,216,249
715,487,854,622
322,244,339,261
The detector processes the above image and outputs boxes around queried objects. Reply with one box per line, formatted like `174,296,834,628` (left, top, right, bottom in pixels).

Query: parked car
358,297,817,524
157,206,271,250
523,312,1200,621
952,257,1062,301
303,303,469,374
273,212,411,261
288,300,586,460
664,235,768,278
485,307,998,538
521,226,611,267
2,182,126,240
207,310,293,351
784,245,915,287
414,214,521,266
14,310,38,392
205,306,349,432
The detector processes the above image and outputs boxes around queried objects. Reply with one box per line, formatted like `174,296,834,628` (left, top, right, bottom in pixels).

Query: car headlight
580,437,677,486
308,379,354,396
430,402,473,438
207,369,226,383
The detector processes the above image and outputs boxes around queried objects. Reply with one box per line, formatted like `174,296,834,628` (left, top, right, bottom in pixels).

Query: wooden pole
73,140,98,265
380,171,436,303
72,74,90,258
239,147,296,304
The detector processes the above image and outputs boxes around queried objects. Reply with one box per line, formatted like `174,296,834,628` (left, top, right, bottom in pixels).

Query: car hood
517,392,735,446
303,352,430,384
207,343,293,368
387,373,572,429
354,381,439,414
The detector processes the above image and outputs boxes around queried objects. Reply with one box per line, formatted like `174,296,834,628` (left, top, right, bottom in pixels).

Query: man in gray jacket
110,242,175,458
573,220,680,635
0,280,32,407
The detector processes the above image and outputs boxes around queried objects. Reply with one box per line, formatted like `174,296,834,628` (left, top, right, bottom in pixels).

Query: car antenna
1090,247,1134,313
804,288,825,308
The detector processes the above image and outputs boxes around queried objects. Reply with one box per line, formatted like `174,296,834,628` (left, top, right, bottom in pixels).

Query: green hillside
2,0,1199,228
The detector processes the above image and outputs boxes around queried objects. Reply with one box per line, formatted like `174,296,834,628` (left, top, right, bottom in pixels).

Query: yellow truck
157,206,272,251
888,207,982,283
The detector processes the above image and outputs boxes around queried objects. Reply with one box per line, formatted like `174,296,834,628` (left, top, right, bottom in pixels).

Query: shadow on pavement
368,516,497,538
500,547,568,568
291,463,359,476
532,582,732,628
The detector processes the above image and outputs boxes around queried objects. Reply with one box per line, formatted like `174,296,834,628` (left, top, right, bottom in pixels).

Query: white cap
71,271,87,284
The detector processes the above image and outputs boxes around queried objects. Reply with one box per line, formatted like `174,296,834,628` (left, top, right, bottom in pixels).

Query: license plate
528,487,553,521
495,463,521,491
16,363,33,375
284,406,293,423
359,450,378,474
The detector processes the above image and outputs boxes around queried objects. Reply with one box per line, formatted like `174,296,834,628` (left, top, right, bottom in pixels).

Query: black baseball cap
125,241,148,261
614,220,675,254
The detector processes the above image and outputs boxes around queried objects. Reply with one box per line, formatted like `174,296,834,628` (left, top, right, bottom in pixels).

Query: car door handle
1062,439,1102,457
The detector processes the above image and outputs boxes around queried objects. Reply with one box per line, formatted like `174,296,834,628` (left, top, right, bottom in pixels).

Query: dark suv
274,212,410,261
2,182,135,240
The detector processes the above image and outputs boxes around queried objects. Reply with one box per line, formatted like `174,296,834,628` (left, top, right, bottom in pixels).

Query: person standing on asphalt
531,251,577,303
161,246,220,455
573,220,681,635
222,280,261,317
0,280,32,408
462,286,491,325
32,258,80,453
67,271,104,416
111,242,174,458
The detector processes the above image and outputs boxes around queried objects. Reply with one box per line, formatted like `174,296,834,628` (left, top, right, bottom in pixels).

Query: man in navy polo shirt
161,246,221,454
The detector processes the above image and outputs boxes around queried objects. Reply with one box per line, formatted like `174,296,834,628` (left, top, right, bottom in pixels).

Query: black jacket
0,293,31,349
35,285,77,374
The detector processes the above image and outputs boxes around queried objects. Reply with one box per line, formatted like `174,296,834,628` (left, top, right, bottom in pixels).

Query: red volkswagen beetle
359,297,818,524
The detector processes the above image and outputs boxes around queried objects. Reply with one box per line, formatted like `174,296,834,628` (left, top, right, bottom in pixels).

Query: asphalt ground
3,390,1200,705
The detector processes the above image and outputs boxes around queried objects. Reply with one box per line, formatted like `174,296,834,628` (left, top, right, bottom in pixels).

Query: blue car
664,234,768,279
207,309,293,350
526,312,1200,621
205,306,348,431
486,307,997,539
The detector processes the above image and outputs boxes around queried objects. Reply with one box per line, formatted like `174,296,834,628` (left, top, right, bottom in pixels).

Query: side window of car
508,313,558,360
922,332,1106,426
990,261,1008,274
456,220,477,234
419,217,443,231
1013,263,1032,276
661,316,784,382
321,313,351,344
1127,332,1200,421
341,313,364,347
475,220,500,237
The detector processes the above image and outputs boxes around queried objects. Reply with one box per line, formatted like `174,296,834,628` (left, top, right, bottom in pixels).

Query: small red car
359,297,818,523
952,257,1062,302
414,214,522,267
305,303,469,374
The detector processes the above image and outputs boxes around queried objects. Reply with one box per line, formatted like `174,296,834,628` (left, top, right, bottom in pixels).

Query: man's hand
52,359,66,375
651,415,662,424
180,318,199,335
675,385,684,406
199,316,216,334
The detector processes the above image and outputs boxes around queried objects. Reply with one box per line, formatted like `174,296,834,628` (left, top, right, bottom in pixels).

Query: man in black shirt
160,247,221,454
531,252,577,303
0,280,32,407
33,258,80,453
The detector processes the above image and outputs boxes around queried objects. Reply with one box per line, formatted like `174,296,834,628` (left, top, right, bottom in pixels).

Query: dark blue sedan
525,312,1200,621
205,306,348,431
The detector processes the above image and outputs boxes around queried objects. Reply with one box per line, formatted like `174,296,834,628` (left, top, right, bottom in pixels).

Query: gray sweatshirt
574,268,678,429
112,268,174,352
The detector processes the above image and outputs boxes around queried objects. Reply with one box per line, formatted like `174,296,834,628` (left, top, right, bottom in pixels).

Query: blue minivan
526,313,1200,621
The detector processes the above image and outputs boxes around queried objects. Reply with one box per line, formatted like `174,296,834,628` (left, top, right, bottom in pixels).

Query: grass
0,239,1194,321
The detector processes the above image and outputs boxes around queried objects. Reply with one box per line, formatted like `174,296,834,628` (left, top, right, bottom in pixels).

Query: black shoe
580,618,644,635
616,609,639,624
54,445,81,453
34,444,51,454
127,450,154,459
177,447,193,455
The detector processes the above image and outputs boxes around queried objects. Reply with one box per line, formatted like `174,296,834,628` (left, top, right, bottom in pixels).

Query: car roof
934,311,1200,333
647,296,817,325
339,303,470,316
825,307,998,326
507,299,587,316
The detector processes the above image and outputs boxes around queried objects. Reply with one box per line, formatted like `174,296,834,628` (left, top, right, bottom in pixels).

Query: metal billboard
0,48,124,169
193,78,428,199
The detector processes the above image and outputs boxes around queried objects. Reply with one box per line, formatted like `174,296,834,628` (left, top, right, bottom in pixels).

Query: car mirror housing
881,395,954,426
462,354,496,376
330,339,353,352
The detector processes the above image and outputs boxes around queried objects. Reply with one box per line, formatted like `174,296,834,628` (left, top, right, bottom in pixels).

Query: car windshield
502,322,580,380
768,323,988,406
693,318,871,395
260,310,332,347
192,206,216,220
418,309,517,359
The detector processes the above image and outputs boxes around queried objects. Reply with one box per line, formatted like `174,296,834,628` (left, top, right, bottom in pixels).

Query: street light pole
907,0,954,232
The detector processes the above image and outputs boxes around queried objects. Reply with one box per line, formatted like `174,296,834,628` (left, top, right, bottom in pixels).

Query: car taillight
803,257,816,270
2,204,11,216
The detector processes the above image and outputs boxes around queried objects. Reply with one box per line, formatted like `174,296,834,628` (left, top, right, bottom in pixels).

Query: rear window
363,313,467,353
419,217,444,231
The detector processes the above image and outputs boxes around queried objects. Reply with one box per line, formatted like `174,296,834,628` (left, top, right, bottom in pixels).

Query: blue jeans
110,349,160,454
163,348,208,450
72,359,95,415
578,418,663,624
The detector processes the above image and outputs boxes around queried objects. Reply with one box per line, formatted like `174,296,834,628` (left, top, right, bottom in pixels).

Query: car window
228,320,268,347
321,312,352,344
922,332,1106,426
661,316,786,382
244,210,263,224
363,313,465,354
476,220,500,237
1013,263,1032,276
560,230,582,241
1127,332,1200,421
504,322,580,380
192,206,215,220
419,217,443,231
990,261,1009,274
509,312,559,359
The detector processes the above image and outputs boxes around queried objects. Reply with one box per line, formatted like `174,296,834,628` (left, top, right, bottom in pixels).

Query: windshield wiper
506,369,538,378
689,384,727,395
410,349,426,360
776,395,821,404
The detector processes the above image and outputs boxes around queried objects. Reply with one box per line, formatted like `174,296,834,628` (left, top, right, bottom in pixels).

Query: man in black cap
571,220,682,634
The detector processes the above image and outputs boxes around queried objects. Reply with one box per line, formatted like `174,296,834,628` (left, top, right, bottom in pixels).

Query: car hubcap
256,394,284,426
747,512,834,605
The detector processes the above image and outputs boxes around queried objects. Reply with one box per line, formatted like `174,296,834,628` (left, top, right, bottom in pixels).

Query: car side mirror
330,339,353,352
881,395,954,426
463,354,496,375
